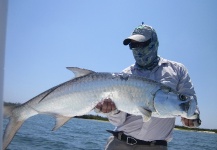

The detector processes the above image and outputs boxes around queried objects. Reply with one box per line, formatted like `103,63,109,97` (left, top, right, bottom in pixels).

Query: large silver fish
3,67,197,149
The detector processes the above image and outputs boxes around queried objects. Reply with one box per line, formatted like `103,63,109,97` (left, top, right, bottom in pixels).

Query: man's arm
178,64,201,128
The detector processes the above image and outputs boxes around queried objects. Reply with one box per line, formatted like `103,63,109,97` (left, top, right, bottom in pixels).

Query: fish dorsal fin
66,67,95,78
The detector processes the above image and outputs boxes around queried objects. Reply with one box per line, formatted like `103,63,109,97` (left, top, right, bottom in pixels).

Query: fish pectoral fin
52,115,72,131
66,67,95,78
142,115,151,122
138,107,152,122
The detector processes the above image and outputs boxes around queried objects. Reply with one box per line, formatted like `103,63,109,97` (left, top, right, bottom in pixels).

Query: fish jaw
153,89,197,118
184,96,197,119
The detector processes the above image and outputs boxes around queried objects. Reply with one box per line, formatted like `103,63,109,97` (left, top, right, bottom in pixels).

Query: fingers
102,98,116,113
96,98,117,113
181,117,194,128
102,99,111,113
95,102,102,110
111,102,116,111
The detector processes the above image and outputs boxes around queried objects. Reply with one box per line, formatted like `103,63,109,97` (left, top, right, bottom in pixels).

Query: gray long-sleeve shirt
107,57,198,142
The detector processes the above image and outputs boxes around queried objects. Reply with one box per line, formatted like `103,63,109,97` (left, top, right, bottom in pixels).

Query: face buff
132,40,159,70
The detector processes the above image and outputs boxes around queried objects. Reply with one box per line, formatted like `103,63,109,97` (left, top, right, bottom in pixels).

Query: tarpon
3,67,197,149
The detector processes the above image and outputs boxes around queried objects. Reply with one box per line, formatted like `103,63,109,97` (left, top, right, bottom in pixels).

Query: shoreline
76,115,217,134
75,115,217,134
173,127,216,134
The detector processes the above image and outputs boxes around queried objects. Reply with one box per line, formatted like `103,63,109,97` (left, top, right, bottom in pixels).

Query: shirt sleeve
177,64,200,114
107,112,127,126
177,64,197,100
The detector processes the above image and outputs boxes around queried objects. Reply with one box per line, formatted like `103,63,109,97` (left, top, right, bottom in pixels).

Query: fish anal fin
138,107,152,122
66,67,94,78
52,115,72,131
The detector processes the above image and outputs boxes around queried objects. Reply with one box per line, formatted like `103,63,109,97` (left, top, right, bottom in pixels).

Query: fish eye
179,94,188,101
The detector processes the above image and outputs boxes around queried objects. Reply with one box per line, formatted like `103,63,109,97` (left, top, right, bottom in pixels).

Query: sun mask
131,40,159,69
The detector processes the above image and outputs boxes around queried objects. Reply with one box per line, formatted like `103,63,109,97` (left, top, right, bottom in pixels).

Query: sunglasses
129,39,151,49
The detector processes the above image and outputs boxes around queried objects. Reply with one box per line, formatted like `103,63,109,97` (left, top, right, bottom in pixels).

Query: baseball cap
123,23,158,45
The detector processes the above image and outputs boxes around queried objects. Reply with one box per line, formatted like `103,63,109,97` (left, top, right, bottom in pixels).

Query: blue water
3,115,217,150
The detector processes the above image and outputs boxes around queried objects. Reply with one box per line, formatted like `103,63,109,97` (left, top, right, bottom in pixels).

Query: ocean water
3,115,217,150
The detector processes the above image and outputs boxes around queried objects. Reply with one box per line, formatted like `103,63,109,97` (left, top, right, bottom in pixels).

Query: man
95,23,201,150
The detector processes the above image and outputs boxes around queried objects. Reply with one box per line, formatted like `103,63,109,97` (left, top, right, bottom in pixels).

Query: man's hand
94,98,117,113
181,116,201,128
181,117,194,127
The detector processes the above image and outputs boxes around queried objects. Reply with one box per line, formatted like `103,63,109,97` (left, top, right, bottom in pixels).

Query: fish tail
3,116,24,150
3,103,29,150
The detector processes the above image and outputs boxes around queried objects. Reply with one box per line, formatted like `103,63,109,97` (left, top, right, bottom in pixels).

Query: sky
3,0,217,129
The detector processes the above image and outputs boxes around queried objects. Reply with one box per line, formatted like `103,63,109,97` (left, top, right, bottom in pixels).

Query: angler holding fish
94,23,201,150
3,23,201,150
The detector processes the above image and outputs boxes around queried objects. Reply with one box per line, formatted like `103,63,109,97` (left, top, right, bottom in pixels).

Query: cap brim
123,34,148,45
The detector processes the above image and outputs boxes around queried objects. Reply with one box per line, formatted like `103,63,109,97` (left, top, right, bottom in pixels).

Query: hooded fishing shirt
107,57,198,142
